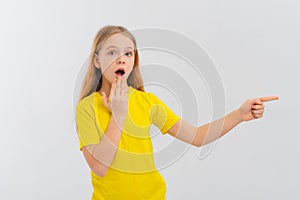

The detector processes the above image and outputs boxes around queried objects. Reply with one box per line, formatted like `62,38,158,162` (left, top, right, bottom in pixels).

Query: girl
75,25,278,200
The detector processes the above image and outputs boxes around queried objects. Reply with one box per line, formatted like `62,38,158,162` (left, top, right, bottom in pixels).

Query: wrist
112,114,126,126
233,108,244,123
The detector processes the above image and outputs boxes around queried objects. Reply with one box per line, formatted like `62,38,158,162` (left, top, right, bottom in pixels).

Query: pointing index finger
259,96,279,102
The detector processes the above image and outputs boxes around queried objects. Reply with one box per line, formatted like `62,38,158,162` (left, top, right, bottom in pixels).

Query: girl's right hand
101,76,129,124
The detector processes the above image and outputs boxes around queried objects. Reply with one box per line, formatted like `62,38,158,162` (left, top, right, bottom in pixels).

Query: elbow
93,168,107,177
192,135,205,147
192,126,206,147
192,141,202,147
191,133,201,147
91,164,109,177
95,171,106,177
193,138,213,147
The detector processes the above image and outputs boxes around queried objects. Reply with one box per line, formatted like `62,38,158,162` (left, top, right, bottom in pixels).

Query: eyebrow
105,45,134,50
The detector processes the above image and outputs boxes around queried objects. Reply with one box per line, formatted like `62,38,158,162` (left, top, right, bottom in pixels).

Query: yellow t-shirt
76,86,181,200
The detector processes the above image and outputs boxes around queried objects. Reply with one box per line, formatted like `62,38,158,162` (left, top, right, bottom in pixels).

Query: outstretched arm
167,96,279,147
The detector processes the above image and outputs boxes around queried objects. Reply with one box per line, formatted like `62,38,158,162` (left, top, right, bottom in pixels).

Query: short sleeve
75,101,101,150
149,93,181,134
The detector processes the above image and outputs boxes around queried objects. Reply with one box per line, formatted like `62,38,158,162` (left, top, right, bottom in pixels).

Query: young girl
75,25,278,200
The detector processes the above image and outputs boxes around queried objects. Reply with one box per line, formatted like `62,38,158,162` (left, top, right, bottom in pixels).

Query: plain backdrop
1,0,299,199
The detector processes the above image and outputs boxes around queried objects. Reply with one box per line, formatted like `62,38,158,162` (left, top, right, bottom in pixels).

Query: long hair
78,25,145,102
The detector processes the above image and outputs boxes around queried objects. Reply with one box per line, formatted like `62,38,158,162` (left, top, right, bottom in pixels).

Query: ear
94,54,101,69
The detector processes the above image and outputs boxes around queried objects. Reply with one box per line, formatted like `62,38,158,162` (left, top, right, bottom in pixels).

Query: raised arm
82,116,124,177
167,96,279,147
81,77,128,177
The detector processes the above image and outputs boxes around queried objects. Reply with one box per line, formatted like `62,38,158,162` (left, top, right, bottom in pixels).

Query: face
94,33,135,84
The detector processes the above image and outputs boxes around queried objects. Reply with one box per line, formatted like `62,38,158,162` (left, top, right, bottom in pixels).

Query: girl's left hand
238,96,279,121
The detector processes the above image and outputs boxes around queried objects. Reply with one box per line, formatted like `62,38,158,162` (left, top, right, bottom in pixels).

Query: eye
107,50,117,56
125,51,133,57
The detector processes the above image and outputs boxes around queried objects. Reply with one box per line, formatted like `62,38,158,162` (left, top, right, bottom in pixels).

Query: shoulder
129,86,158,105
76,92,99,113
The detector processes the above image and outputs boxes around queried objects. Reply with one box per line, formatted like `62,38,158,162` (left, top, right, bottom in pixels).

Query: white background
1,0,299,199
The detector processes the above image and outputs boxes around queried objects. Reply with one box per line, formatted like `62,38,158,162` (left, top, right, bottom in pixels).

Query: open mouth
115,68,125,76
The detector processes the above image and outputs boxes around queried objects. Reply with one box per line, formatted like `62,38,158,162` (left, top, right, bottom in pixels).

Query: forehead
102,33,134,49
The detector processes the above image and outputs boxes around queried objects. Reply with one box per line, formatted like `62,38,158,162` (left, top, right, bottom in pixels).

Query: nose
116,55,126,65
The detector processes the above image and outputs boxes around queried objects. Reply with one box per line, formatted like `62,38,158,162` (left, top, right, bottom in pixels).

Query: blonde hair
78,25,145,102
